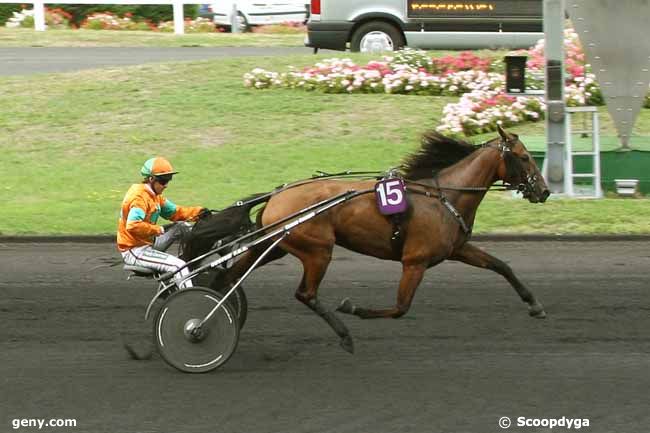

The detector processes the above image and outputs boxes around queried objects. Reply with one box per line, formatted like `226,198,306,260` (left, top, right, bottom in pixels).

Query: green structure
532,150,650,195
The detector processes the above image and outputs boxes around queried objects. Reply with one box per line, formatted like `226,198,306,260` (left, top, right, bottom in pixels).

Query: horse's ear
497,124,508,141
496,124,516,149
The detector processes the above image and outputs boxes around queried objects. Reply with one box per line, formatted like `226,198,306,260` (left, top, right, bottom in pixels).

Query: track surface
1,241,649,433
0,47,335,76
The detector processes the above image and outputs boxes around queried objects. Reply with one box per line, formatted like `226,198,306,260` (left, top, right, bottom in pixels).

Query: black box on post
504,56,527,93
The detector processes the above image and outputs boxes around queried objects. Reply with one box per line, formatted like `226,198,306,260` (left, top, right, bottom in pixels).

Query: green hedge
0,4,199,25
0,4,23,25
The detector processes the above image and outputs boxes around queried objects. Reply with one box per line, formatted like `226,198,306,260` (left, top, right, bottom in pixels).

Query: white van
201,1,308,31
306,0,543,52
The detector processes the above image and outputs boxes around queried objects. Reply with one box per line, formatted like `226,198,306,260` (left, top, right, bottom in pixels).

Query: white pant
121,223,193,289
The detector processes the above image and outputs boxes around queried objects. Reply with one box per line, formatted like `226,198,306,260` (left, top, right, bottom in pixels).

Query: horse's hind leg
293,247,355,354
338,261,428,319
450,242,546,318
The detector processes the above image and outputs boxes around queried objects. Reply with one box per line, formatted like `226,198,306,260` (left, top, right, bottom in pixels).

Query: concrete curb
1,234,650,243
0,236,116,243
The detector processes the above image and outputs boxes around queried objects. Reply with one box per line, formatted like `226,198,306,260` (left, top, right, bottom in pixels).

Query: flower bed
158,17,219,33
244,56,504,96
4,8,218,32
437,90,546,136
81,12,154,31
251,22,306,34
244,29,649,136
243,50,542,136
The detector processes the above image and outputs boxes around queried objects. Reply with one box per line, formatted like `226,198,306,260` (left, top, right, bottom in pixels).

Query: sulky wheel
154,287,239,373
193,270,248,329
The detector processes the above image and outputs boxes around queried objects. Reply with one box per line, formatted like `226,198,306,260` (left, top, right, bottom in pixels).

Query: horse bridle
402,136,539,235
484,136,538,197
405,136,535,195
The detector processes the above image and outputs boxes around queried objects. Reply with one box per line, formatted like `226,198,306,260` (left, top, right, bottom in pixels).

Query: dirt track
1,241,649,433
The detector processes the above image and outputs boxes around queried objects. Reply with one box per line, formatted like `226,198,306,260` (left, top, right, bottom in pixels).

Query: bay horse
186,125,550,353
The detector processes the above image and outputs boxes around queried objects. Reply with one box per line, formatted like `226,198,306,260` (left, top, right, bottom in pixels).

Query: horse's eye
521,154,530,162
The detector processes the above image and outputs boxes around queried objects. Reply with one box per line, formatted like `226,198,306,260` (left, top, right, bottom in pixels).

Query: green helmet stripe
141,158,156,177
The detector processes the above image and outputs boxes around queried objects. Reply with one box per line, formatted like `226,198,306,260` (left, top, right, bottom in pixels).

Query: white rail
0,0,224,35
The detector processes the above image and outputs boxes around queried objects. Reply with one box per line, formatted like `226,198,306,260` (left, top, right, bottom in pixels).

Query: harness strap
440,196,472,235
405,184,470,234
432,178,472,236
389,212,405,256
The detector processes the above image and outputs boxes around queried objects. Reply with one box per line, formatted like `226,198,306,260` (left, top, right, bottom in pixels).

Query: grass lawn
2,44,650,235
0,28,306,47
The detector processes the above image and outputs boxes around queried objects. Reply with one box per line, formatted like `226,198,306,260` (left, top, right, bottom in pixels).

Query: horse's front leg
338,261,428,319
450,242,546,318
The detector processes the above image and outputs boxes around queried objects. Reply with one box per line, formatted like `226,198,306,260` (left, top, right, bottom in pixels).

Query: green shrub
127,20,154,31
83,18,104,30
20,15,34,28
0,4,23,25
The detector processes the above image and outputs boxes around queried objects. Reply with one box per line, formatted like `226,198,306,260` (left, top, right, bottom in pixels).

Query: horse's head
491,125,550,203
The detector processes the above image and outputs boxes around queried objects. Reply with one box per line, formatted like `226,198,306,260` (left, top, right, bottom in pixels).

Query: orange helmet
140,157,178,178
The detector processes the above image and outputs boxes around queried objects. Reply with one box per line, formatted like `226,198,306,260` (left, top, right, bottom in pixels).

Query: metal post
565,110,574,196
544,0,566,194
230,3,240,33
593,111,602,198
173,1,184,35
34,1,46,31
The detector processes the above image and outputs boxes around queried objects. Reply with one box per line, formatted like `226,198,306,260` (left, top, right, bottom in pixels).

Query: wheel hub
183,318,207,342
360,31,394,53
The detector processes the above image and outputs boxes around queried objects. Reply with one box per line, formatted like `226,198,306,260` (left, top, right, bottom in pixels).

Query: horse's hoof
528,302,547,319
340,335,355,354
337,298,356,315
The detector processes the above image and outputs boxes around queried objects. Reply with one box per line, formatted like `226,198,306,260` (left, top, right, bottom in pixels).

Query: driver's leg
153,222,192,252
122,245,193,289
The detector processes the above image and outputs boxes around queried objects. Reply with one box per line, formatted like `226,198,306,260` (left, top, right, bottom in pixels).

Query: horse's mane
401,131,480,180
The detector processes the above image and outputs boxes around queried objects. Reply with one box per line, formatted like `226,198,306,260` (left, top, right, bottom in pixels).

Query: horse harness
394,135,535,241
212,136,532,254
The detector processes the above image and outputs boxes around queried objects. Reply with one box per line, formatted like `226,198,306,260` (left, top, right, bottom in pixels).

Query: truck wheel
350,21,404,53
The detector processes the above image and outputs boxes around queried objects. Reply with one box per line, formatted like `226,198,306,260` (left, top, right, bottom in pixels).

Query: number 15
377,180,404,206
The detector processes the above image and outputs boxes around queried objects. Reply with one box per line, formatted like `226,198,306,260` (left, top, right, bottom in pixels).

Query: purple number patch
375,178,407,215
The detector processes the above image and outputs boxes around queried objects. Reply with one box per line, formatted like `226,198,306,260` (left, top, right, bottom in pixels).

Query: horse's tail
181,192,272,261
186,191,288,291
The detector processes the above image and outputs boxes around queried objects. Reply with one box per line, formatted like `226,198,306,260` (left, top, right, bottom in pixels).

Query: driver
117,157,208,289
